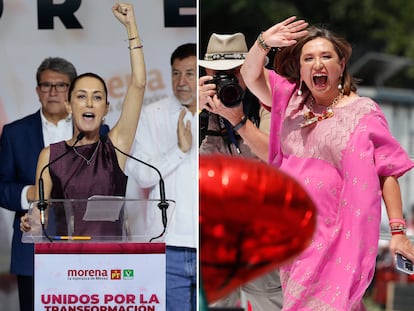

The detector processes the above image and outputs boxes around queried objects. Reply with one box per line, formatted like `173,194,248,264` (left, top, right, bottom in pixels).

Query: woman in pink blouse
234,17,414,310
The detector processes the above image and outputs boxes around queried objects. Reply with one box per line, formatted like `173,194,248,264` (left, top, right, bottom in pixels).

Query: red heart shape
199,154,316,303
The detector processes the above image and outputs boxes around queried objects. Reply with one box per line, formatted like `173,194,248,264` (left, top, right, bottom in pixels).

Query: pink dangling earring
297,80,303,96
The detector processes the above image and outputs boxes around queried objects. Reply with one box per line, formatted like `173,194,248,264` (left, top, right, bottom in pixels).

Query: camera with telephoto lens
205,73,244,107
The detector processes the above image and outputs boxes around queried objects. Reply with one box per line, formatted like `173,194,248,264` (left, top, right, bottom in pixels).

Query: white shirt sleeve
20,185,31,210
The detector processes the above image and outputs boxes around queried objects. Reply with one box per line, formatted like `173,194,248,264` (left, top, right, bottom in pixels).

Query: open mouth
313,74,328,87
82,112,95,119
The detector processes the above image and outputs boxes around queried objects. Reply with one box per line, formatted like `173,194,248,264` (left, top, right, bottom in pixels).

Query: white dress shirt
20,110,72,209
125,96,197,248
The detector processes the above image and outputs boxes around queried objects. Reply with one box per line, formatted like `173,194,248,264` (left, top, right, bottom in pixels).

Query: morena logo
67,269,108,277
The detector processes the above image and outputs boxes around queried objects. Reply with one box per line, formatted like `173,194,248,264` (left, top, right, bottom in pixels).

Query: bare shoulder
39,146,51,162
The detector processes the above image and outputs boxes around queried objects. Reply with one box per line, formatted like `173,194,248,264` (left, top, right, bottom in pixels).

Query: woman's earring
338,76,343,90
297,80,303,96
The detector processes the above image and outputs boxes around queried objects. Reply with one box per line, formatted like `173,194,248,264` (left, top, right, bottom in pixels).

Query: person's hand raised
261,16,308,49
112,3,136,27
177,109,192,153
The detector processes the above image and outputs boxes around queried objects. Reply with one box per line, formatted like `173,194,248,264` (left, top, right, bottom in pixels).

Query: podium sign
35,242,165,311
24,198,174,310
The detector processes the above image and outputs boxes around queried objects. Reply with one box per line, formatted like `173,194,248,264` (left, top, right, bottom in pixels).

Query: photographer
199,33,269,161
199,33,282,310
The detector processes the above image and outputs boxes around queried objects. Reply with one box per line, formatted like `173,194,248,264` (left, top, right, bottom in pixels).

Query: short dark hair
36,57,77,85
67,72,108,103
170,43,196,65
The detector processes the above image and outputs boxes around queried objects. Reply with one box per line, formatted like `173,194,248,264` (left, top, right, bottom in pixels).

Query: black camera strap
217,114,241,155
199,109,209,145
242,89,260,128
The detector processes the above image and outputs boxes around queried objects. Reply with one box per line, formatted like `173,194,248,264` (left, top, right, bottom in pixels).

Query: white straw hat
199,33,248,71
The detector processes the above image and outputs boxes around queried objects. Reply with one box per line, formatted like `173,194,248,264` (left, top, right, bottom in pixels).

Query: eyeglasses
38,82,69,93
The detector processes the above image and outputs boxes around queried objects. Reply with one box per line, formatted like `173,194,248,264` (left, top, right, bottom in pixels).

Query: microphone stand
37,133,84,242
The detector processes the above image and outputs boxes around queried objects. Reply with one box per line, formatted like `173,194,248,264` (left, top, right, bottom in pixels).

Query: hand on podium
20,205,42,235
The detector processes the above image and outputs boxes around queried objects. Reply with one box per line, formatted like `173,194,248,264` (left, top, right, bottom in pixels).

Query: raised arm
241,16,308,107
240,40,272,108
109,3,146,169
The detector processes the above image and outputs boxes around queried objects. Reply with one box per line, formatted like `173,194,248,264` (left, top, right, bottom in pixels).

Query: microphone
38,132,85,225
107,136,170,231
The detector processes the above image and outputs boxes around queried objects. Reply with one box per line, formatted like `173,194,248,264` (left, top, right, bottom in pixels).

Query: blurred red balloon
199,154,316,304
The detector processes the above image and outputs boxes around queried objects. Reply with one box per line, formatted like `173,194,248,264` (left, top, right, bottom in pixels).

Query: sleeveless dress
48,137,127,237
266,70,414,310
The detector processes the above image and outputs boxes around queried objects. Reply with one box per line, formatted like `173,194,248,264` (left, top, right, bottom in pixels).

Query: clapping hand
177,109,192,153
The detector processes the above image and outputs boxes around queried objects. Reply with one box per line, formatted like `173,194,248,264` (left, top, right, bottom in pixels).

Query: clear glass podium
22,197,175,243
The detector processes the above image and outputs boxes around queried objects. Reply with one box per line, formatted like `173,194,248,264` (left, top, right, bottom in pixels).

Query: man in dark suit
0,57,77,311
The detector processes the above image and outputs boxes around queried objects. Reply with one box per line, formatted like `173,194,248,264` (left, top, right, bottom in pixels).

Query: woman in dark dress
21,2,146,236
